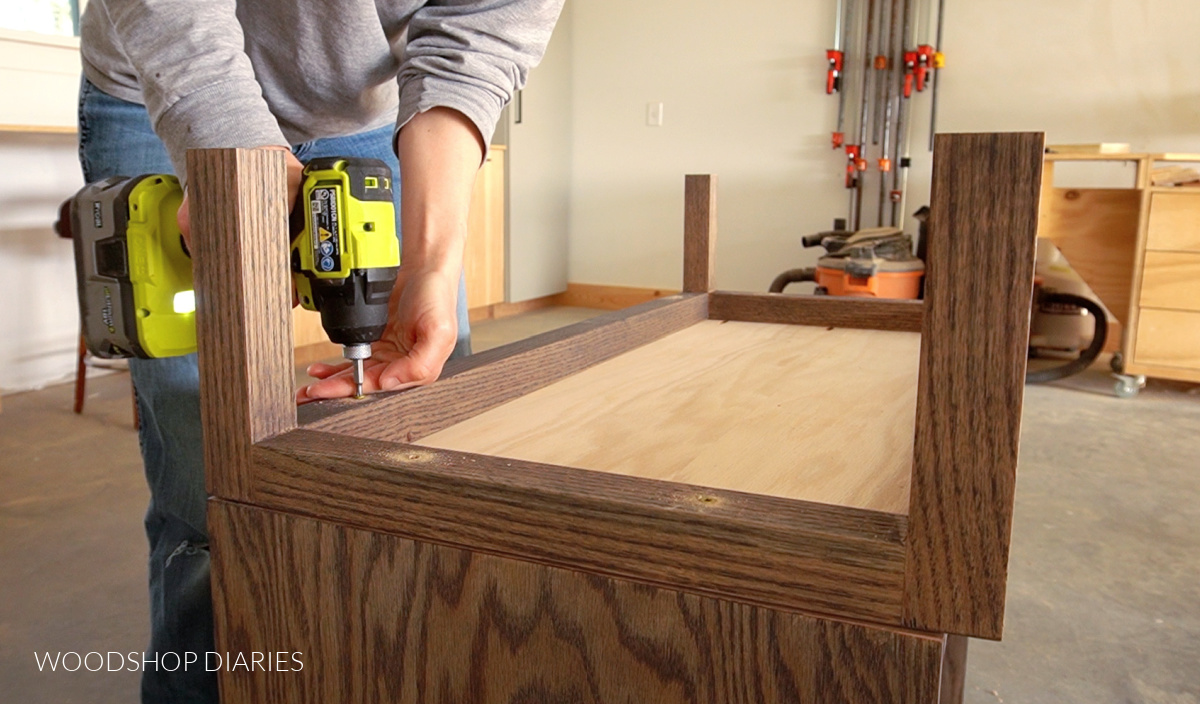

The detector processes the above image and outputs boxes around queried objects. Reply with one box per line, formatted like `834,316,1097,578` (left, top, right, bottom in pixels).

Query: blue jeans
77,77,471,704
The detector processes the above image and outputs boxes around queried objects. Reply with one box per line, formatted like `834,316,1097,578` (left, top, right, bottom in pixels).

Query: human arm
86,0,289,179
297,0,564,401
297,107,483,401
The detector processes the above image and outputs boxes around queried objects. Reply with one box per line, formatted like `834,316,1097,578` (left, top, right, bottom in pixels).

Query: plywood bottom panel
210,500,946,704
420,320,920,514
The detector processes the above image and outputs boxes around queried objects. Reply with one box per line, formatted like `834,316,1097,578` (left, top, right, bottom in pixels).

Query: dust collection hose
769,268,817,293
1026,292,1108,384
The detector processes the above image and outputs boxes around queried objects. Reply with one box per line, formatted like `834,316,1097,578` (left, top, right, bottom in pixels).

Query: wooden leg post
187,147,296,502
683,174,717,292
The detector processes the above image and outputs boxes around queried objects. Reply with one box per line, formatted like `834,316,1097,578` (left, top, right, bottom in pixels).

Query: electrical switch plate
646,102,664,127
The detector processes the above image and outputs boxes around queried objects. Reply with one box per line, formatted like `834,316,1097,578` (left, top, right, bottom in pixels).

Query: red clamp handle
903,50,918,98
832,131,845,149
916,45,934,92
844,145,861,188
826,49,844,94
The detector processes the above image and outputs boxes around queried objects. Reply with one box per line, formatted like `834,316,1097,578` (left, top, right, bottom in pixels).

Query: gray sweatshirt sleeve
396,0,565,149
96,0,288,177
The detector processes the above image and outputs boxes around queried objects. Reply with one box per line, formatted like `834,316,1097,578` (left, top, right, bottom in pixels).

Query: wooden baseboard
468,294,560,323
469,284,679,323
554,283,679,310
294,341,341,368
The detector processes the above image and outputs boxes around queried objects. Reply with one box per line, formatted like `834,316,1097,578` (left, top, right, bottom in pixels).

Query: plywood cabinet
1039,155,1200,386
464,146,506,309
189,135,1039,703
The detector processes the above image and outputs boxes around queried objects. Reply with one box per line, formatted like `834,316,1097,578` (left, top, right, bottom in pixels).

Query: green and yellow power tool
59,174,196,359
289,157,400,397
59,157,400,398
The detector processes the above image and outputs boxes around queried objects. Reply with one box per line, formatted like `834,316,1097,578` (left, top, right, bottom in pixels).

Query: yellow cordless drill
60,157,400,399
290,157,400,398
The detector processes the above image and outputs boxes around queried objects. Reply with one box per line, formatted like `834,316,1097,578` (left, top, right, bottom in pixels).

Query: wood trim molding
248,429,910,624
189,148,296,502
301,294,708,439
902,132,1044,639
554,283,678,310
709,291,924,332
467,293,560,323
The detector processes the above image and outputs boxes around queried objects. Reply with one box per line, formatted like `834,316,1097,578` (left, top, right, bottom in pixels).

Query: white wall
507,0,574,301
0,28,80,128
566,0,1200,293
0,29,83,393
0,133,85,392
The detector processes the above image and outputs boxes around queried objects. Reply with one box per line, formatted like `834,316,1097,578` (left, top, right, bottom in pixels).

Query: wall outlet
646,102,664,127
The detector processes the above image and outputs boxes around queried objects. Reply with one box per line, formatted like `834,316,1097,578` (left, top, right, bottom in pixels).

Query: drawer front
1134,308,1200,370
1139,252,1200,312
1146,193,1200,252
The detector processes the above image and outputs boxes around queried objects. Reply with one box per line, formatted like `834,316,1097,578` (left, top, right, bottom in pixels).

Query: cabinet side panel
903,132,1043,639
209,500,944,704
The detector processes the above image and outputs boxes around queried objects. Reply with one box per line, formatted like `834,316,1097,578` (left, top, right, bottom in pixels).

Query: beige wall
0,31,82,392
0,29,79,128
565,0,1200,293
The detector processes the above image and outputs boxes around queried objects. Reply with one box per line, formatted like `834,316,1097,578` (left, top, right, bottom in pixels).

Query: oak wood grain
248,428,910,624
684,174,717,292
420,320,921,514
188,148,295,501
902,132,1043,639
301,294,708,439
209,500,946,704
939,635,969,704
709,291,924,332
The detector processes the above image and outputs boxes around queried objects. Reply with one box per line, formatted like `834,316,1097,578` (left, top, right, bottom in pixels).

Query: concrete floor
1,307,1198,703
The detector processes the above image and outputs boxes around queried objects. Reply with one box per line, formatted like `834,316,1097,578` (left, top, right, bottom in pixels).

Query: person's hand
296,265,459,403
176,146,304,251
297,106,481,404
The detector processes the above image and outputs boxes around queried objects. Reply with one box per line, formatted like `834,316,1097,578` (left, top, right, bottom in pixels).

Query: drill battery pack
68,174,196,359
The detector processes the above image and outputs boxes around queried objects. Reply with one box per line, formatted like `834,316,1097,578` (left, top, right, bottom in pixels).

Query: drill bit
353,358,365,399
343,343,372,400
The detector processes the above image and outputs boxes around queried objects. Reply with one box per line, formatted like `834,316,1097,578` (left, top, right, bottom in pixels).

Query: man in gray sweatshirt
78,0,563,700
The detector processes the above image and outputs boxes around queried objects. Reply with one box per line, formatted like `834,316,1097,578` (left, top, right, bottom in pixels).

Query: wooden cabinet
188,135,1038,703
1039,154,1200,387
464,146,506,310
1129,190,1200,381
1145,192,1200,252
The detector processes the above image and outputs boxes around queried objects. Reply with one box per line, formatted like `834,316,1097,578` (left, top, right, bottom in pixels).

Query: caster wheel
1112,374,1146,399
1110,352,1124,374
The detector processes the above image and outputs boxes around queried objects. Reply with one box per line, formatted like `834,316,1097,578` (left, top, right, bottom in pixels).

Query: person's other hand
296,266,459,403
176,146,303,250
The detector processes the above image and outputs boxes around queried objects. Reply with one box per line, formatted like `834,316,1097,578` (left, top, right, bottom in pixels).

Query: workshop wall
0,133,84,392
564,0,1200,292
0,28,82,393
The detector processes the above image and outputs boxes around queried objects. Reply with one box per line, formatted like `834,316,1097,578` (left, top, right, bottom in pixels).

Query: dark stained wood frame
192,132,1040,701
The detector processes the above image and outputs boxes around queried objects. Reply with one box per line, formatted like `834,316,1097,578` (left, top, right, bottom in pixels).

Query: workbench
188,132,1041,703
1040,151,1200,394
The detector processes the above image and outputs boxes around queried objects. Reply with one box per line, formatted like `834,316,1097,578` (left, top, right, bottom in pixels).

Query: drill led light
173,290,196,314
